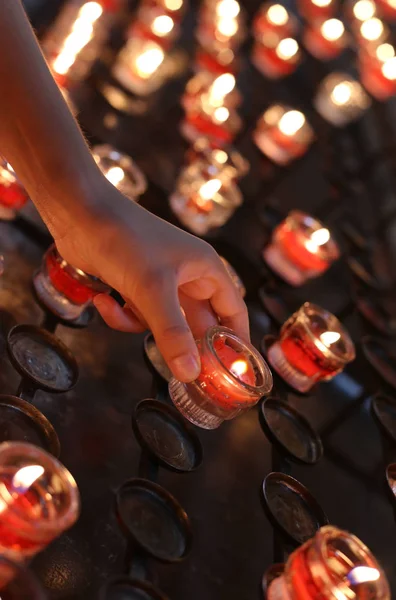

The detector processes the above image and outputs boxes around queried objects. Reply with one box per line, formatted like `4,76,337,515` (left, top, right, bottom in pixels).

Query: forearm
0,0,103,237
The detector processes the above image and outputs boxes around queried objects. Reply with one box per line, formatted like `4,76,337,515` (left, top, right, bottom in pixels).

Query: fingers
179,292,218,339
94,295,146,333
136,272,200,383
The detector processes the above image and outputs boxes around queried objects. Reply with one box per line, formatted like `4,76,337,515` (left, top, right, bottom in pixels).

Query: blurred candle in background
304,18,348,60
315,72,370,126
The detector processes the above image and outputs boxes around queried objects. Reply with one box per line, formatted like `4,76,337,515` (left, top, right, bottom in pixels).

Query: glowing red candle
304,18,347,60
254,106,314,166
169,326,273,429
197,0,245,54
267,303,355,393
356,17,388,48
253,3,297,41
33,244,110,321
253,36,301,79
297,0,336,22
267,526,390,600
0,160,28,220
376,0,396,20
360,44,396,100
0,442,80,565
263,211,340,286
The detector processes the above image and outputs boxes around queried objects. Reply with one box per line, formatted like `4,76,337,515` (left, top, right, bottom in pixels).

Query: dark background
1,0,396,597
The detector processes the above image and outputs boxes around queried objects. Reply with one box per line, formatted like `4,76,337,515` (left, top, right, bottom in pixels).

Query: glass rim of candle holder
0,395,60,457
189,137,250,181
7,324,79,393
280,210,340,263
286,302,356,365
45,244,111,295
256,104,315,159
0,556,47,599
0,441,80,546
283,525,390,599
92,144,148,199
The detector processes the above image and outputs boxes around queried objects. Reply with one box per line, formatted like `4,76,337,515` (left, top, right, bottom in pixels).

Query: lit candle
129,7,177,50
254,105,314,165
92,144,147,199
112,38,166,96
0,442,80,566
347,0,377,32
197,0,245,54
33,244,110,321
297,0,336,22
195,46,238,75
169,163,242,235
268,526,390,600
267,303,355,393
253,36,301,79
186,138,249,182
262,211,340,285
141,0,185,21
0,159,29,221
182,72,240,114
304,18,348,60
357,17,388,47
253,3,297,41
314,73,370,126
360,43,396,99
169,326,273,429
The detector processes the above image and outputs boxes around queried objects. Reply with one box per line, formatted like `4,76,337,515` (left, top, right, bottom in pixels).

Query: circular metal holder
143,334,172,383
132,399,203,473
0,395,60,457
0,557,47,600
32,280,95,330
116,478,192,563
372,394,396,444
260,335,312,397
258,288,290,326
99,576,169,600
262,472,328,547
260,398,323,465
261,563,285,599
356,296,396,337
7,324,79,393
362,336,396,391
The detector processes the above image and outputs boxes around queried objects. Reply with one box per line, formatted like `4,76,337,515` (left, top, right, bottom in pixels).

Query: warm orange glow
216,0,241,19
267,4,289,25
312,0,332,7
151,14,174,36
305,227,330,253
105,166,125,186
164,0,183,10
330,82,353,106
278,110,305,136
230,359,248,377
276,38,299,60
198,179,222,200
321,18,345,41
353,0,376,20
360,18,384,41
13,465,45,490
376,43,395,62
319,331,341,346
135,44,165,78
382,57,396,80
214,106,230,122
217,17,239,37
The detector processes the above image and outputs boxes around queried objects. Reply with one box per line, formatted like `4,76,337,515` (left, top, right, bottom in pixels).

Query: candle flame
52,1,103,76
12,465,45,491
210,73,236,105
311,228,330,245
135,45,165,78
347,566,380,585
230,359,249,377
376,43,395,62
331,82,353,106
164,0,183,10
276,38,299,60
360,18,384,41
199,178,222,201
214,106,230,123
267,4,289,26
353,0,376,20
151,14,174,36
381,56,396,80
319,331,341,346
278,110,305,136
217,17,239,37
321,18,345,42
105,166,125,186
213,149,229,164
216,0,240,19
312,0,332,8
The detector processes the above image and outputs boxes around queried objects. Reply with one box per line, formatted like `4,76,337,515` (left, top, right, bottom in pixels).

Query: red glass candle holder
195,46,239,76
0,441,80,565
315,72,370,126
348,0,377,27
93,144,147,200
376,0,396,20
140,0,186,22
112,38,166,96
268,526,390,600
128,6,178,51
304,18,348,60
169,326,273,429
360,44,396,100
252,36,301,79
0,159,28,220
263,211,340,285
181,102,242,146
254,105,314,165
182,71,241,114
43,0,120,90
220,257,246,297
169,161,243,235
186,138,249,182
33,244,110,321
267,303,355,393
297,0,336,22
253,3,298,42
197,0,245,54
